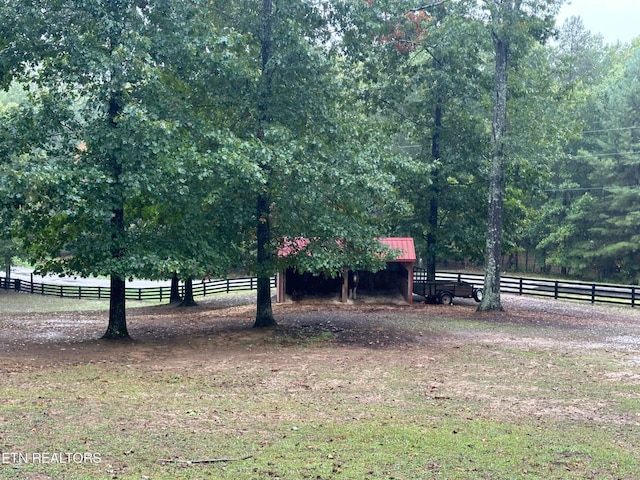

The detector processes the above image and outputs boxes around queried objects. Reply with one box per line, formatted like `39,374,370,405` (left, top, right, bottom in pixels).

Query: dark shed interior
284,263,407,299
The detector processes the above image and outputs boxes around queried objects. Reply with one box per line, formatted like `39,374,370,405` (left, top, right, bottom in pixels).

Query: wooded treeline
1,1,638,336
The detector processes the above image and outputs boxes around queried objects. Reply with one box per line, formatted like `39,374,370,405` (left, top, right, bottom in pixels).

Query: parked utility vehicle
413,280,483,304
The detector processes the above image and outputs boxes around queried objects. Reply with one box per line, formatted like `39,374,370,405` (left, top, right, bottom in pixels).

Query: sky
556,0,640,44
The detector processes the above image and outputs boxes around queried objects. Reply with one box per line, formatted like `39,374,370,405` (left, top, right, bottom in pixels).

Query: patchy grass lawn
0,291,639,479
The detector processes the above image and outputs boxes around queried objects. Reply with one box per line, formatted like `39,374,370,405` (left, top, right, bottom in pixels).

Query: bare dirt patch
1,292,639,366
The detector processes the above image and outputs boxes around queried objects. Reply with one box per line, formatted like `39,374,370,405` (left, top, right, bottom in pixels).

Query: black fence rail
0,275,276,302
1,271,638,308
414,270,637,308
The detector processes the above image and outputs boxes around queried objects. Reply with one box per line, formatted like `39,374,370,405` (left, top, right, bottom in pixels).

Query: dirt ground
1,292,639,367
2,291,640,480
1,291,640,446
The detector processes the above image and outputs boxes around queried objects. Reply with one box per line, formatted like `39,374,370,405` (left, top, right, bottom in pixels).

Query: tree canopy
2,0,639,339
2,0,414,334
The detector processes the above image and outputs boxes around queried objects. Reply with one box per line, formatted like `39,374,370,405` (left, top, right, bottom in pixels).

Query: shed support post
342,266,349,303
408,263,414,305
277,271,285,303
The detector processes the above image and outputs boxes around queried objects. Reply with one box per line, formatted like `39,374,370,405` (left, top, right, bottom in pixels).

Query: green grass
1,295,639,479
2,361,638,480
0,289,253,314
0,290,111,313
0,290,166,313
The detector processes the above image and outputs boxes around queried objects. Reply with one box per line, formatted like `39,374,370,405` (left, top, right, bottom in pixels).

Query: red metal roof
380,237,416,263
278,237,416,263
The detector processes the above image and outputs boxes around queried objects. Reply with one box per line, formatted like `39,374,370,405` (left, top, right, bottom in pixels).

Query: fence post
10,273,638,308
30,273,34,294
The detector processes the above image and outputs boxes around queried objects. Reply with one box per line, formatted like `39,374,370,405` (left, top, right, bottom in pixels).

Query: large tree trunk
253,0,276,328
479,34,508,312
3,256,11,290
103,274,129,339
102,92,131,338
426,102,442,282
254,191,275,327
426,4,446,283
179,277,198,307
4,257,10,281
170,271,182,304
103,205,129,339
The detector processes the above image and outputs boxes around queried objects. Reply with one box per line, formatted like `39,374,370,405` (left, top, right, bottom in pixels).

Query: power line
582,126,640,134
544,185,640,193
569,150,639,158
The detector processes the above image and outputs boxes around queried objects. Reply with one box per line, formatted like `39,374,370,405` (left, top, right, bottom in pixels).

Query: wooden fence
0,275,276,302
414,270,638,308
1,271,637,308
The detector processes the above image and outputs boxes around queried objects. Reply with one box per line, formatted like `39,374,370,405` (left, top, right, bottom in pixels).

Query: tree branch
376,96,428,129
409,1,447,13
159,455,253,464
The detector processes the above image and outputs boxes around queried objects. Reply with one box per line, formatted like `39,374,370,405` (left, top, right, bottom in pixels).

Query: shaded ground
1,291,639,366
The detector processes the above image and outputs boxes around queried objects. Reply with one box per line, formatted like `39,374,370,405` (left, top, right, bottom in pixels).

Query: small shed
276,237,416,304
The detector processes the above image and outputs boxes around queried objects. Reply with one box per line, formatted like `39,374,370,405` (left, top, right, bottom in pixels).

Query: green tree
3,1,191,338
477,0,560,311
539,41,640,282
213,0,411,327
338,0,492,278
4,0,409,335
528,18,611,275
1,0,32,277
0,88,27,279
131,1,265,305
